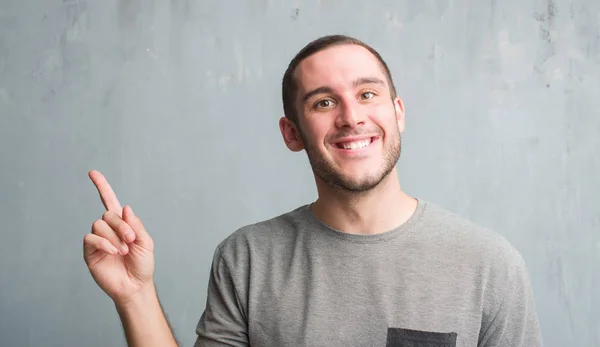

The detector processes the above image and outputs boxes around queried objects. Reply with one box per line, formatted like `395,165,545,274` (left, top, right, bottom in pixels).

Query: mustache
327,128,383,142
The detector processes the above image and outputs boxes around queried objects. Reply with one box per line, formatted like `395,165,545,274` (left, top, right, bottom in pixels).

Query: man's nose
335,99,365,128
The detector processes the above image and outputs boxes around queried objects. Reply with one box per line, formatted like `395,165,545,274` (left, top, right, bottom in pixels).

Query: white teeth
341,139,370,150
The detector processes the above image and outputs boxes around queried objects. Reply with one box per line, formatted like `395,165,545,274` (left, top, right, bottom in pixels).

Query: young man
84,35,543,347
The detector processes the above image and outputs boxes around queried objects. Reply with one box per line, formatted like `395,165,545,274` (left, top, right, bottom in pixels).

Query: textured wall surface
1,0,599,346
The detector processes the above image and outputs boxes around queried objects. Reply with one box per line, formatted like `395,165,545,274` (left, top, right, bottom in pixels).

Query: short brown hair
281,35,397,124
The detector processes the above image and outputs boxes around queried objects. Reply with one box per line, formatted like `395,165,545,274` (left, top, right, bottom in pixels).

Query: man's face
287,44,405,193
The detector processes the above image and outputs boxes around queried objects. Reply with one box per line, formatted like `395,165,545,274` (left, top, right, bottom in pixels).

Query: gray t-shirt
194,199,542,346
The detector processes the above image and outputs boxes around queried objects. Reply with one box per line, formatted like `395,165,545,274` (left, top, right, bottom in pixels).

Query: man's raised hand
83,170,155,306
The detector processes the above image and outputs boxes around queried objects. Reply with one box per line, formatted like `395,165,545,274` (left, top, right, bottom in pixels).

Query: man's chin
328,173,385,193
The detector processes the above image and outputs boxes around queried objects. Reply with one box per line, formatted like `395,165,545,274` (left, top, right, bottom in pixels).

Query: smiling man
84,35,542,347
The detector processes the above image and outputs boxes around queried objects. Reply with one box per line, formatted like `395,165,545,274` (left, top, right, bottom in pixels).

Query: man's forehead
294,44,386,90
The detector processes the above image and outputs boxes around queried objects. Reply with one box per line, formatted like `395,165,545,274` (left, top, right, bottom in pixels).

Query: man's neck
311,170,418,235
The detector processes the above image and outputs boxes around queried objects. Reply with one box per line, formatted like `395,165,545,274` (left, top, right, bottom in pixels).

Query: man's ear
393,96,406,134
279,116,305,152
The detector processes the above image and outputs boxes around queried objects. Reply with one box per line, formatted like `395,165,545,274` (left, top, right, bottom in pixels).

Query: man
84,35,543,347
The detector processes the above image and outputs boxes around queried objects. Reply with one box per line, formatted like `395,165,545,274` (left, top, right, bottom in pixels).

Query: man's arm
194,246,249,347
115,285,178,347
479,249,543,346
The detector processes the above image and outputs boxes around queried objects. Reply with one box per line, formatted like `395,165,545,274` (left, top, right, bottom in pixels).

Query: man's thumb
122,205,151,247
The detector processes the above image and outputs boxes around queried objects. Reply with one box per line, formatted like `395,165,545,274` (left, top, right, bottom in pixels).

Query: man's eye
360,91,375,100
315,99,335,109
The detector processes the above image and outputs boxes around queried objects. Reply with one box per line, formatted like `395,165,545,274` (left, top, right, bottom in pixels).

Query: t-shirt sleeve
479,249,543,346
194,246,249,347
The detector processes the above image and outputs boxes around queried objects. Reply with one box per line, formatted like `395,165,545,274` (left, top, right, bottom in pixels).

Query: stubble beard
300,124,401,194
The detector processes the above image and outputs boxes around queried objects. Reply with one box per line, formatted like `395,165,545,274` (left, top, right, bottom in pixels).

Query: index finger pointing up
88,170,123,216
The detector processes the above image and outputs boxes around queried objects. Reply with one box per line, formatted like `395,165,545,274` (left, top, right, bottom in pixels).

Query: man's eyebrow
353,76,386,87
302,86,333,104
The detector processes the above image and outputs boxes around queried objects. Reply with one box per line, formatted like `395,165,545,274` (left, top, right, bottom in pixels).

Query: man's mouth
335,137,376,150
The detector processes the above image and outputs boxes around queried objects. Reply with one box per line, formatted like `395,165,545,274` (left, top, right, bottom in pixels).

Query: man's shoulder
419,200,526,267
215,204,310,256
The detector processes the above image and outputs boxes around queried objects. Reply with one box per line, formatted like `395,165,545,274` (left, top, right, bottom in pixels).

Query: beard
299,124,401,194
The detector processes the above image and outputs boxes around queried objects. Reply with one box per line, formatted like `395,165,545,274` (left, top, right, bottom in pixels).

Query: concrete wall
1,0,598,346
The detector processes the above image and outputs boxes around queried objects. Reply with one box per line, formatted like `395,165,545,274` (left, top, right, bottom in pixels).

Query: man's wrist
115,284,159,315
113,284,178,347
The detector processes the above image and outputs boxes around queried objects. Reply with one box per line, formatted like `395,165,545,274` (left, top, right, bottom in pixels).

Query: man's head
279,35,406,193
